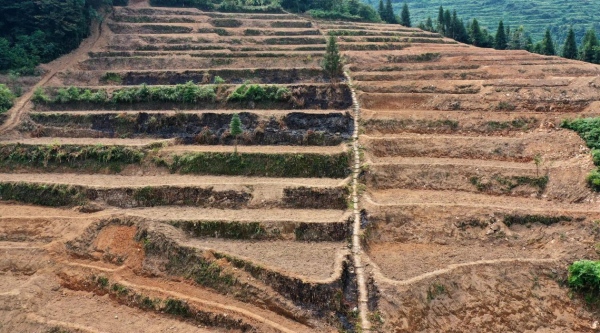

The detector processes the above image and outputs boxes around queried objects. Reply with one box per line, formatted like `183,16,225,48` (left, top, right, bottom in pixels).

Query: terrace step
365,189,600,212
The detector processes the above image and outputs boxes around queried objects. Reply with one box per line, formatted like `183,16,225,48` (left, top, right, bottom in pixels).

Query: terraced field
2,1,600,333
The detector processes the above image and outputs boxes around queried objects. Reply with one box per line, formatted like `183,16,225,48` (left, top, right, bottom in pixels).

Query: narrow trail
344,70,372,331
0,17,106,137
363,255,557,287
26,314,107,333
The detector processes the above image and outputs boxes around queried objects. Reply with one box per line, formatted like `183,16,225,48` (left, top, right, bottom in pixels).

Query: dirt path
0,173,347,187
160,143,348,154
0,18,106,138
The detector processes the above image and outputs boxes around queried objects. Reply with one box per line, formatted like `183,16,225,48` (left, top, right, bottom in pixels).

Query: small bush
569,260,600,304
0,84,15,114
588,169,600,191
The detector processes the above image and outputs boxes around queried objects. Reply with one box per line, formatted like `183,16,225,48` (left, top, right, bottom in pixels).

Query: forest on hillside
0,0,127,74
367,0,600,45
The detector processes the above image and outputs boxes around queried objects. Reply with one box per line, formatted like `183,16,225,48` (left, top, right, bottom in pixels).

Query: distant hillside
365,0,600,45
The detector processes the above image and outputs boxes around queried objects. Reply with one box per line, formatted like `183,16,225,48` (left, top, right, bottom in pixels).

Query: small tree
230,113,243,154
562,27,578,59
400,3,411,27
323,36,343,81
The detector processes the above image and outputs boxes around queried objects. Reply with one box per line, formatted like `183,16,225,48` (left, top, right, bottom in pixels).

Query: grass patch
167,152,351,178
486,117,537,131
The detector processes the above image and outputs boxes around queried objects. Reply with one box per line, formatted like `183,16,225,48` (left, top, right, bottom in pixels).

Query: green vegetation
426,282,446,301
562,118,600,191
282,0,381,22
229,113,243,154
0,0,126,74
150,0,282,12
227,83,289,103
395,0,600,44
400,3,411,27
167,152,351,178
0,143,145,172
33,82,217,106
0,84,16,114
323,36,344,80
562,27,578,59
503,214,572,227
0,182,87,207
173,220,267,239
568,260,600,304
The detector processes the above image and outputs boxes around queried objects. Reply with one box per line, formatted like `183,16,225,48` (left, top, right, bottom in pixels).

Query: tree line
417,5,600,64
0,0,127,74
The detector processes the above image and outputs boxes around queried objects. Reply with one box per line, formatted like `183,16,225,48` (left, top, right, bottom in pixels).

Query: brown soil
3,1,600,332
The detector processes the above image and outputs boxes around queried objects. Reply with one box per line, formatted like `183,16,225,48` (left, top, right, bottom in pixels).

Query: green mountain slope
366,0,600,45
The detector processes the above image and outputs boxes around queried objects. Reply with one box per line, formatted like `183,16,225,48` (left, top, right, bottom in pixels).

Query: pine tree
384,0,397,24
580,28,599,63
437,6,445,34
541,29,555,55
378,0,386,22
443,9,451,37
494,20,507,50
470,19,483,46
323,36,343,80
562,27,578,59
400,3,411,27
230,113,243,154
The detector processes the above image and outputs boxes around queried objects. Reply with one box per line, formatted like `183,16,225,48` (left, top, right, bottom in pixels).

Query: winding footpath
345,70,372,332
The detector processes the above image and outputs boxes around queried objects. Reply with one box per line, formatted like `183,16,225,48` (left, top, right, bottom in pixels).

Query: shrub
227,83,290,102
0,182,87,207
0,84,15,113
568,260,600,304
588,169,600,191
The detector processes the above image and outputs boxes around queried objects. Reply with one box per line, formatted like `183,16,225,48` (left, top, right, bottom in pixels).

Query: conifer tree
470,19,484,46
494,20,507,50
562,27,578,59
378,0,386,22
541,29,555,55
384,0,397,24
230,113,243,154
425,17,433,32
323,36,343,80
400,3,411,27
437,6,445,34
580,28,599,63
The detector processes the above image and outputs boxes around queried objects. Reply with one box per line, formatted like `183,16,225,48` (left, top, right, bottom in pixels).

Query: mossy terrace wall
0,143,351,178
34,84,353,111
171,218,352,241
0,181,349,209
30,112,353,146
